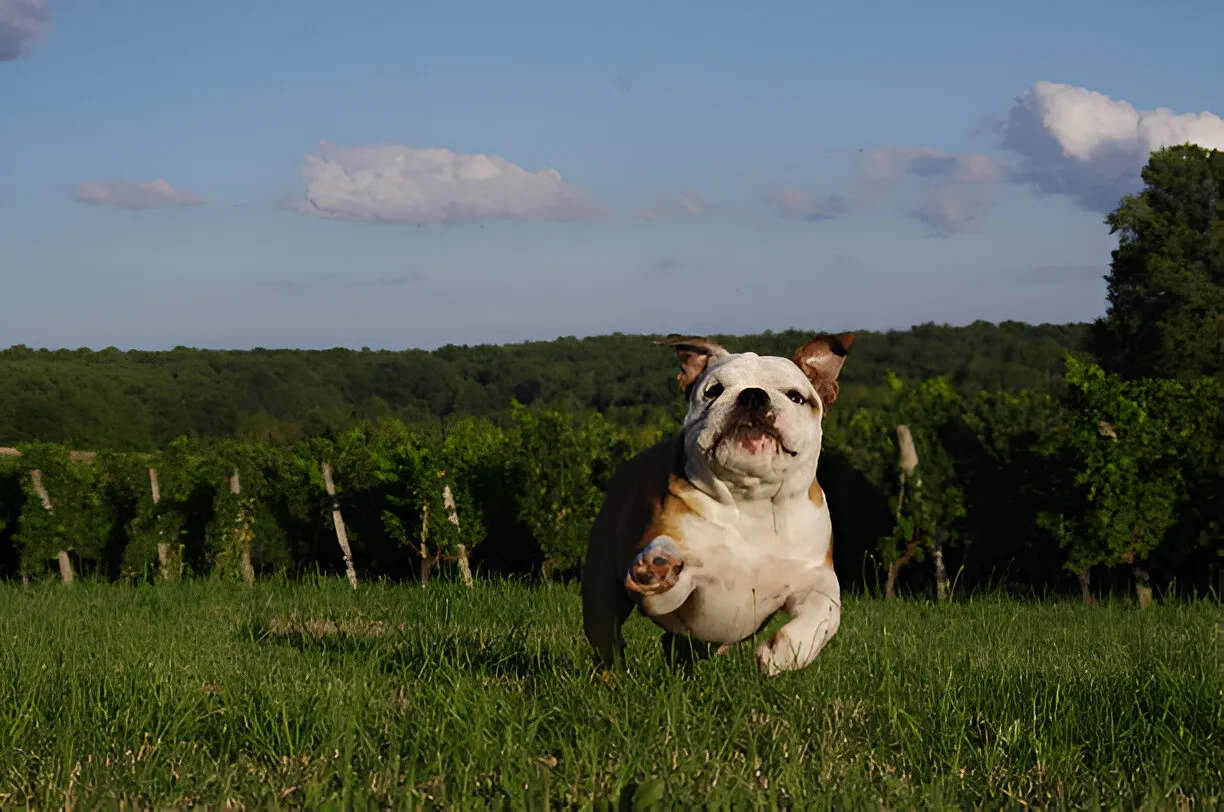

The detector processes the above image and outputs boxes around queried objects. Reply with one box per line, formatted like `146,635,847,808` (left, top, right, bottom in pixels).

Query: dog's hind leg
581,564,635,670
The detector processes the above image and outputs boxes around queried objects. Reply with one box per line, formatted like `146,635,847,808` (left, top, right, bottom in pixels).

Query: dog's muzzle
713,389,798,457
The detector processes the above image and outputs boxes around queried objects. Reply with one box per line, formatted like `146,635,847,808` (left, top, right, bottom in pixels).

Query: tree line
0,321,1088,451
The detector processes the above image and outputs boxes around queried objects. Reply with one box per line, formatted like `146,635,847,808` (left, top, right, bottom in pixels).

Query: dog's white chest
657,499,832,644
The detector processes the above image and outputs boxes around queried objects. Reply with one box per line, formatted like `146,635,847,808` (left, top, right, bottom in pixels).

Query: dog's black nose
737,387,769,410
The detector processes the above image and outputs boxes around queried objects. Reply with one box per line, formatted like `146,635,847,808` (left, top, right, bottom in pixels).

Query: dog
581,331,854,676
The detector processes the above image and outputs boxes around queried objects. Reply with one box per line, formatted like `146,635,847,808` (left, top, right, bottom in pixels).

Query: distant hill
0,320,1090,450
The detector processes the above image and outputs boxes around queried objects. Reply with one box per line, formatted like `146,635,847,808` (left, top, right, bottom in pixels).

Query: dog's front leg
755,566,841,676
624,536,697,616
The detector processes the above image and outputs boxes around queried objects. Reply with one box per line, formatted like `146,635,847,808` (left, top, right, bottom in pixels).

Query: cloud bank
997,81,1224,212
860,82,1224,234
0,0,50,61
75,179,205,209
285,142,604,224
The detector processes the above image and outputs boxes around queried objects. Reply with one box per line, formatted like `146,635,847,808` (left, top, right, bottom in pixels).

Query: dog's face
661,333,855,496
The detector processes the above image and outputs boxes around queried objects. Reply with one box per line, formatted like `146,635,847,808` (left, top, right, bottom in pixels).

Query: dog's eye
704,382,725,400
786,390,807,405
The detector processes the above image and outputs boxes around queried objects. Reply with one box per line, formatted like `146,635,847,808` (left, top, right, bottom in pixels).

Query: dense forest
0,321,1088,450
1,144,1221,602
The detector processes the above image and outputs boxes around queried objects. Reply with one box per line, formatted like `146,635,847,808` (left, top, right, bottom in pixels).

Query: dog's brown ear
656,335,730,392
792,332,855,406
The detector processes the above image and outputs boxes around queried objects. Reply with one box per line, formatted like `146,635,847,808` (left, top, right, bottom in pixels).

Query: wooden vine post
29,468,75,584
226,468,256,586
148,467,179,582
320,461,358,590
418,500,435,587
442,482,473,588
885,424,920,600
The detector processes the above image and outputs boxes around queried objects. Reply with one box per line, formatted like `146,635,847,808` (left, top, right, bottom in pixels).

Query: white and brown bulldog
581,332,854,676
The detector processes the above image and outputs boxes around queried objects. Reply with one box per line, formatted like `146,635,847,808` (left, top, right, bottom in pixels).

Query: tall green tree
1091,144,1224,380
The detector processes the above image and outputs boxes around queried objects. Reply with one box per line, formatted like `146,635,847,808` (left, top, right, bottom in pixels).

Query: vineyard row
1,358,1222,601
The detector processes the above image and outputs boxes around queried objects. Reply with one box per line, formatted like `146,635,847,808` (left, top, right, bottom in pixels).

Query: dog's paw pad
625,549,683,595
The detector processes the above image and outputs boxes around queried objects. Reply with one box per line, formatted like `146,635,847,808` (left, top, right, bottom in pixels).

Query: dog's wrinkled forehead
659,331,855,409
702,353,813,393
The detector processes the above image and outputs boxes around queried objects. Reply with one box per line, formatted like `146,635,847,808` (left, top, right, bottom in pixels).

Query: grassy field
0,579,1219,808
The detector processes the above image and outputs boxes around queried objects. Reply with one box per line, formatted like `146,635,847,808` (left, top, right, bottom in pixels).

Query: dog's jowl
581,332,855,676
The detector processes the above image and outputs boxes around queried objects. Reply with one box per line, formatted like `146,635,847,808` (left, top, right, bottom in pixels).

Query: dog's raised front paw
625,545,684,596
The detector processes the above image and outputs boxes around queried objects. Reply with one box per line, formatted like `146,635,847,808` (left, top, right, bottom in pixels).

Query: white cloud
858,82,1224,232
998,81,1224,211
285,141,604,224
760,186,847,221
75,179,205,209
0,0,50,61
851,82,1224,231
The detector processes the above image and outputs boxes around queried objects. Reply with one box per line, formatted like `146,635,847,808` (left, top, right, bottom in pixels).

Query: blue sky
2,0,1223,350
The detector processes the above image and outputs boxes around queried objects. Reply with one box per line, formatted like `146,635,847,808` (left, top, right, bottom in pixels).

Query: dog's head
659,332,855,497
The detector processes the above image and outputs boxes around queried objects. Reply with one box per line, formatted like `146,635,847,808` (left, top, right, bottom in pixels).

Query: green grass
0,579,1220,809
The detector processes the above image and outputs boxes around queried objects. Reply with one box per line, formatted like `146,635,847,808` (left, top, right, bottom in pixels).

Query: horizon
0,316,1088,354
3,1,1223,352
